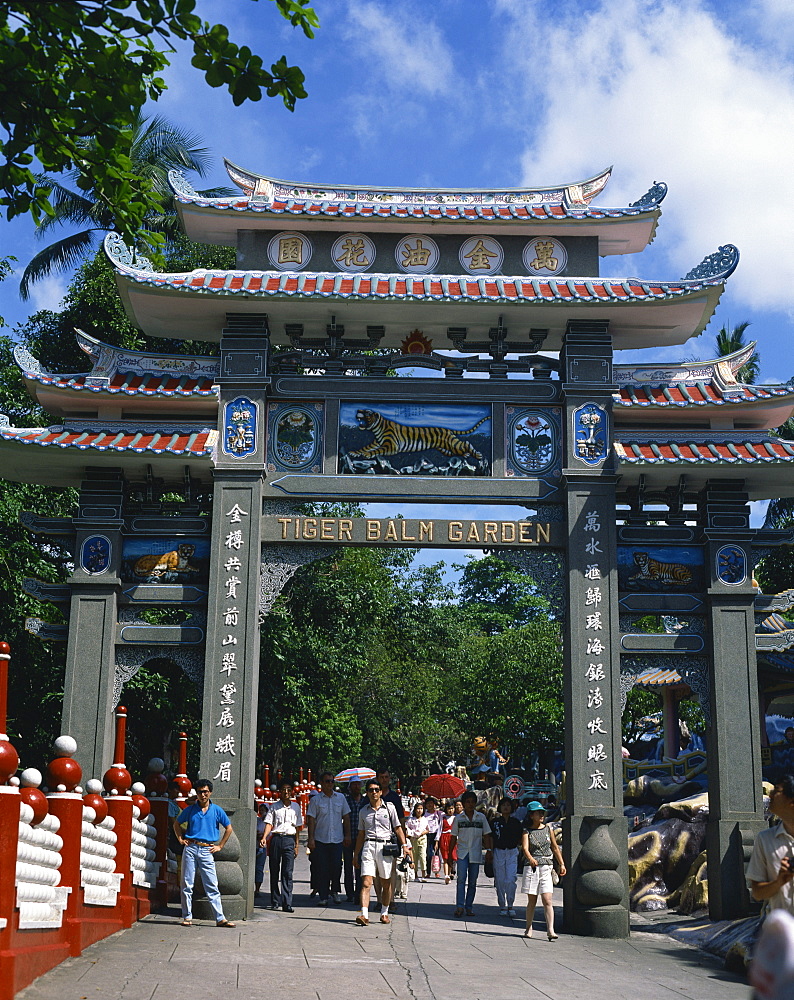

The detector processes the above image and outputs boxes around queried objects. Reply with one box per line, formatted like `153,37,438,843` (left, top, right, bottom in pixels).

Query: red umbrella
421,773,466,799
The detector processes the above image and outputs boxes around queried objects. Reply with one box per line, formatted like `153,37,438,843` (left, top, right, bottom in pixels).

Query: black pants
268,834,296,907
313,841,343,901
343,843,362,900
425,832,437,874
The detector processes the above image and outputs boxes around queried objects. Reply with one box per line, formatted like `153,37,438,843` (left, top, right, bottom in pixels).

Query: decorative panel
505,406,561,478
266,402,323,474
120,537,210,584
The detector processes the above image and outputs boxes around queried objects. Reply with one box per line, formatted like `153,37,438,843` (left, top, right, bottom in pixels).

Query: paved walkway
19,852,749,1000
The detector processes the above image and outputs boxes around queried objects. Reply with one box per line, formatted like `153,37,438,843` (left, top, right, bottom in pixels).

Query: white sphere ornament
9,775,20,786
75,785,83,794
110,788,119,796
147,758,165,773
56,784,66,792
54,735,78,756
131,781,145,794
86,778,103,793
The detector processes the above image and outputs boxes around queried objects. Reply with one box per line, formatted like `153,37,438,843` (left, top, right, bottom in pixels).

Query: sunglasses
367,786,381,793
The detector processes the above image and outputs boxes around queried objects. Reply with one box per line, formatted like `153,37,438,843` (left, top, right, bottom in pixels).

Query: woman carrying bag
521,800,565,939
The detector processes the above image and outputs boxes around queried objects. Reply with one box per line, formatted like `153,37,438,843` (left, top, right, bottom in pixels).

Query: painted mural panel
617,545,704,593
339,403,491,475
505,407,561,477
715,544,747,586
267,402,323,474
121,537,210,584
80,535,111,575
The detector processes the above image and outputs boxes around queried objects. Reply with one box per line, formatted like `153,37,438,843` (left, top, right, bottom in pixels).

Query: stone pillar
197,316,269,920
61,470,125,780
701,480,764,920
560,320,629,939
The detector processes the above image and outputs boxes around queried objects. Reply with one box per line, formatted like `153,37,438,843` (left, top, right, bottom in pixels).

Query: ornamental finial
102,232,154,273
167,169,200,200
683,244,740,282
629,181,668,209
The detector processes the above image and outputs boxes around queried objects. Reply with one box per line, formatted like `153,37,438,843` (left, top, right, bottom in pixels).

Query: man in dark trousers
261,779,303,912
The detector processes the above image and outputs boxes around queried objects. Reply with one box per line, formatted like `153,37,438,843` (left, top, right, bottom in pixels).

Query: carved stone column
196,317,269,920
560,320,629,938
701,480,765,920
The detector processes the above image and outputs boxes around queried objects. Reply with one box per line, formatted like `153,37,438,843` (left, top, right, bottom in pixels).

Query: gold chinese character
335,237,369,267
530,241,558,271
463,239,499,270
278,236,303,265
401,238,432,268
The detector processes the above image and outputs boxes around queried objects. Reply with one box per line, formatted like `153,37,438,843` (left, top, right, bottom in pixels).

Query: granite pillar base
563,814,629,939
706,817,765,922
192,804,255,920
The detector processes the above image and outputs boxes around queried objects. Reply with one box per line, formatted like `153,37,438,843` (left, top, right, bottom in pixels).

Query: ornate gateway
3,160,789,933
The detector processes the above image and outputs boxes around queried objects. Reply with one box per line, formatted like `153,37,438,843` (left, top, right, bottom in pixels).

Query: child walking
406,801,429,881
438,800,457,883
448,790,492,916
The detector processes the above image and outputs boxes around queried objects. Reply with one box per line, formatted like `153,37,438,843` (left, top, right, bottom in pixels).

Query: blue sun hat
526,800,545,812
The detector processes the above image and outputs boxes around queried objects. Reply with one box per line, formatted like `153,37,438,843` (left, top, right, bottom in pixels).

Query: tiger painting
133,543,200,579
628,552,693,587
346,408,489,464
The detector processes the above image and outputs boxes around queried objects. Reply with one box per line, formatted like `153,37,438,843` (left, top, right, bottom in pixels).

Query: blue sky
1,0,791,556
2,0,792,372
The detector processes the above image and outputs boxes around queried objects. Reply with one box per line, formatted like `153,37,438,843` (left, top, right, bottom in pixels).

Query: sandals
180,919,192,926
216,920,236,928
547,931,558,940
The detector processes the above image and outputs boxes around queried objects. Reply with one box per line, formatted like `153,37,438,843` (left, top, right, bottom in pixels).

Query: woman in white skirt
520,800,565,939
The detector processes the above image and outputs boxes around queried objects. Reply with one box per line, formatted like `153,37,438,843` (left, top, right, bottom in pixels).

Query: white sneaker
499,908,508,915
507,908,517,917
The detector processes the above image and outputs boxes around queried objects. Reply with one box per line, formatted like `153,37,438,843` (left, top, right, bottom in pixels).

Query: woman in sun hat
521,800,565,939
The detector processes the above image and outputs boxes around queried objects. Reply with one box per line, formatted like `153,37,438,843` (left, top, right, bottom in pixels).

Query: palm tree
20,113,233,299
715,320,759,384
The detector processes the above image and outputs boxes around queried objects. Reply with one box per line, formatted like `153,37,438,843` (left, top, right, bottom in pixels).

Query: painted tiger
133,543,200,579
628,551,692,586
347,408,489,463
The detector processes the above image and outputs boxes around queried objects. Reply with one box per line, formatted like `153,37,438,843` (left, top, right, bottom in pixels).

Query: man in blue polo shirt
172,778,236,927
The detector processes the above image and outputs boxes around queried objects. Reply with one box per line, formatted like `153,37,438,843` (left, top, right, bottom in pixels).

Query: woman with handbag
521,800,565,939
406,801,429,881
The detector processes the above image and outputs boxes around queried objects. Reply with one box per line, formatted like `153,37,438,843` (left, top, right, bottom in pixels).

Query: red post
145,758,169,906
104,708,134,926
299,766,304,783
174,732,190,805
264,764,270,789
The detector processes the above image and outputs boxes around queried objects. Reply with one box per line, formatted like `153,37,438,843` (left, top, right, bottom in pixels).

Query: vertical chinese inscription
211,501,249,786
580,508,610,794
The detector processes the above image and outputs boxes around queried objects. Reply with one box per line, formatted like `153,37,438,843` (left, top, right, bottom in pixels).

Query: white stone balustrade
130,809,158,889
15,803,70,929
80,806,122,906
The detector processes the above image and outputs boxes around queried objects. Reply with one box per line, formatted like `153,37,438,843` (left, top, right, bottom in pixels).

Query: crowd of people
171,766,565,936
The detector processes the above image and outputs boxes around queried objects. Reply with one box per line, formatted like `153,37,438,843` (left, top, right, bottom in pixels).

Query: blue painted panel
121,538,210,584
223,395,257,458
505,407,561,478
715,544,747,586
339,402,491,475
80,535,111,575
617,545,705,592
572,402,608,465
267,402,323,473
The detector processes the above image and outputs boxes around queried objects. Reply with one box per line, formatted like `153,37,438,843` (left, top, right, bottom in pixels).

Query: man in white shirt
748,774,794,914
261,780,303,912
306,771,351,906
449,790,492,916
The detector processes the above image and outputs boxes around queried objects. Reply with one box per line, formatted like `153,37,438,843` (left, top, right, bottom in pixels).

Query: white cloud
339,1,456,98
26,274,67,313
498,0,794,313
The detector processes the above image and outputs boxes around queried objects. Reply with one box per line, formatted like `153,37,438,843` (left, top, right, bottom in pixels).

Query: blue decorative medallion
269,405,322,471
508,409,557,475
573,403,608,465
715,544,746,586
224,396,257,458
80,535,111,575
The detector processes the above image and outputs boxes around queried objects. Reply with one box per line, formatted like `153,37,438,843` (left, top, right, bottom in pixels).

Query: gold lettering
537,522,551,544
501,522,516,543
483,522,498,543
519,522,534,543
302,518,317,540
401,521,416,541
367,520,381,540
449,521,463,542
321,519,335,540
385,520,398,541
294,518,300,538
278,517,291,539
466,522,481,543
339,519,353,541
420,521,434,541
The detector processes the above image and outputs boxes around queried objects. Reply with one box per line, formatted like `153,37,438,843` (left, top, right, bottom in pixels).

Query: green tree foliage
0,1,318,250
20,113,236,298
455,554,550,635
715,320,758,383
